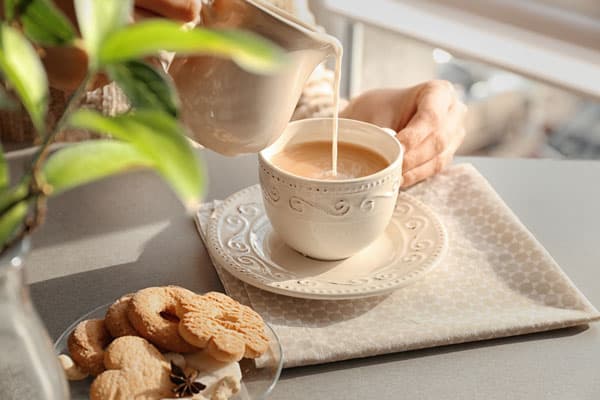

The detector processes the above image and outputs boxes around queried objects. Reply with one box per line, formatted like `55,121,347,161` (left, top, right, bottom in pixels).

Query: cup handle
382,128,397,137
381,127,405,172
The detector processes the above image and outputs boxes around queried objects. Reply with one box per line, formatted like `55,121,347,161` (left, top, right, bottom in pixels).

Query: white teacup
259,118,404,260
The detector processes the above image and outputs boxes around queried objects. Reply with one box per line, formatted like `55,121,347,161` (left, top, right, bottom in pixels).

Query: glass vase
0,238,70,399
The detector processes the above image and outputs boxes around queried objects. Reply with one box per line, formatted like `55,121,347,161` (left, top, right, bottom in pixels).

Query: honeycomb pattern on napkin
196,163,599,368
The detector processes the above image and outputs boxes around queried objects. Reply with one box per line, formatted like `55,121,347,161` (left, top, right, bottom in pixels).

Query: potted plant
0,0,282,398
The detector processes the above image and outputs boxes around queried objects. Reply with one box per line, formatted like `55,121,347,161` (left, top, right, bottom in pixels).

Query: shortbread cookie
128,286,197,353
178,292,269,362
67,319,112,376
90,336,173,400
105,294,139,338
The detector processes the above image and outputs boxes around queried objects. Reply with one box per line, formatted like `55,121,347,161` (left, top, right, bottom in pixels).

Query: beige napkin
195,163,600,368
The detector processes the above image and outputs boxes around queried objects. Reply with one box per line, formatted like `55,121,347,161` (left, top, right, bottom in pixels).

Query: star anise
170,361,206,398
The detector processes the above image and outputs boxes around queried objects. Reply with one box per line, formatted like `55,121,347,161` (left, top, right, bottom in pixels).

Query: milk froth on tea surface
271,141,389,180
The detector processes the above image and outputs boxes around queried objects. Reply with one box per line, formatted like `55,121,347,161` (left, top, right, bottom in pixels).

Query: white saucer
206,185,448,300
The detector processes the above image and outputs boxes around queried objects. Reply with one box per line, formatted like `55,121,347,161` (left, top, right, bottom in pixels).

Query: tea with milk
271,141,389,180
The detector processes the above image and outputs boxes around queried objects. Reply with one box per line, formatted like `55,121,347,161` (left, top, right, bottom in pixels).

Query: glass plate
54,302,283,400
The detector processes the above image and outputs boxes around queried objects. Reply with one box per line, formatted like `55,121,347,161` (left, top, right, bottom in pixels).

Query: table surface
16,149,600,400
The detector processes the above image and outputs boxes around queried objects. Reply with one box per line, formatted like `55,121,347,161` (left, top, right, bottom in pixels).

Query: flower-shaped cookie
90,336,172,400
178,292,269,362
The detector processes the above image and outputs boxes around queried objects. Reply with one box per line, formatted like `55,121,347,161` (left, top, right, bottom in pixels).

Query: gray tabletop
18,149,600,400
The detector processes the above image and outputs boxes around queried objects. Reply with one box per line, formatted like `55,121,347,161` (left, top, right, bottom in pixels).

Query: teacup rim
259,117,404,185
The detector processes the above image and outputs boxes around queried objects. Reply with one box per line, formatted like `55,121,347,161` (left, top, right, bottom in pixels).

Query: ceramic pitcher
169,0,340,155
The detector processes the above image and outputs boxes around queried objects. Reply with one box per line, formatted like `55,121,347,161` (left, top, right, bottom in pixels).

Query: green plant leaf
0,182,28,213
5,0,76,46
4,0,16,19
0,201,28,248
74,0,132,67
0,24,48,133
99,20,285,74
43,140,155,195
68,109,205,207
106,60,179,117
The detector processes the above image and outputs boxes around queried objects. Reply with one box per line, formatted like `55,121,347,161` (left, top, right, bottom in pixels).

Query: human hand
340,80,467,187
42,0,201,91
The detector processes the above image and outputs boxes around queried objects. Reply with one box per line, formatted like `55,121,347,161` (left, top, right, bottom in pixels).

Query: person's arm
290,1,466,187
291,64,348,120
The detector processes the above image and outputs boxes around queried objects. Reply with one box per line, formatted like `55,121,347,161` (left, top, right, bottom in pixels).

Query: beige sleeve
291,63,348,120
0,83,130,147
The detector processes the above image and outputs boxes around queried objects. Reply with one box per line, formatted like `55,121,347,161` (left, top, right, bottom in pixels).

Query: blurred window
313,0,600,159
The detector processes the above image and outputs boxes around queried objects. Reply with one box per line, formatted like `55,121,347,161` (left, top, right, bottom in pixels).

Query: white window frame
321,0,600,99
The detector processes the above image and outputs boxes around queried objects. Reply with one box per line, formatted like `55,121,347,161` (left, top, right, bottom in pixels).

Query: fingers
399,82,467,188
396,80,454,150
402,101,466,171
402,126,465,188
53,0,78,26
135,0,201,22
41,46,89,92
